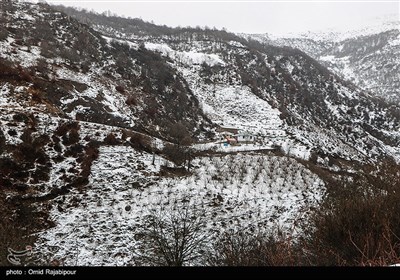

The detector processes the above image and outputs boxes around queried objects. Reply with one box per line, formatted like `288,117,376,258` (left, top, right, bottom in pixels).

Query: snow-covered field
36,145,325,265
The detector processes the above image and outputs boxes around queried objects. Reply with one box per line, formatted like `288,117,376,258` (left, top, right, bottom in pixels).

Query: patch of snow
179,65,285,139
145,42,225,66
389,34,400,47
103,36,139,50
320,55,336,63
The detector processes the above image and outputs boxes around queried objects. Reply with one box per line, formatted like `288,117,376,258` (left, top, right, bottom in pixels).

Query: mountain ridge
244,17,400,102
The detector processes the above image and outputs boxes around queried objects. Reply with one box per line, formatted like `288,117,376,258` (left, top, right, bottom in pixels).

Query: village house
217,126,256,145
234,132,256,144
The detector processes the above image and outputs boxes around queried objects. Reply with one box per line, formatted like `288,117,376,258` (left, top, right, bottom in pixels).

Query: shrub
125,95,137,106
19,68,33,83
115,85,125,93
162,144,187,167
40,41,54,58
64,143,84,157
78,142,99,184
55,121,80,137
13,112,29,122
0,27,8,41
130,133,151,152
58,47,80,64
104,133,119,145
81,61,91,73
167,122,193,146
35,58,49,76
0,130,5,155
62,128,80,146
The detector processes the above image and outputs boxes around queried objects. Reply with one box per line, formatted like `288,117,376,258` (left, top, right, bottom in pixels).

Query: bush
19,68,33,83
0,27,8,41
167,122,193,146
104,133,119,145
125,95,137,106
130,133,151,152
35,58,49,76
0,130,5,155
115,85,125,93
62,128,80,146
13,112,29,122
162,144,187,167
13,130,35,162
64,143,84,157
58,47,80,64
55,121,80,137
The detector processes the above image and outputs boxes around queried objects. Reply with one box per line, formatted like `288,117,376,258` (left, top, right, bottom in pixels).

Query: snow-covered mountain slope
244,33,334,59
246,18,400,102
144,41,286,138
141,34,400,163
319,29,400,102
60,6,400,164
0,2,213,263
301,15,399,43
247,14,399,45
0,1,213,142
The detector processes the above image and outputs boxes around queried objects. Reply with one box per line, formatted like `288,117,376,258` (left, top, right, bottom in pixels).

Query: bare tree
133,202,209,266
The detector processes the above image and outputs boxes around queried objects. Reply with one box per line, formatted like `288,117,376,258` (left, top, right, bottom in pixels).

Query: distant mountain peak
259,13,399,42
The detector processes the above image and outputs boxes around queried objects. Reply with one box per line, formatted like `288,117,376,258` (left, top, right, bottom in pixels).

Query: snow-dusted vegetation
1,1,400,267
36,148,324,265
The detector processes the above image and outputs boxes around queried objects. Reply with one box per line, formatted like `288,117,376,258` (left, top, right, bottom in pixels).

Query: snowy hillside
36,149,324,265
250,14,399,45
319,29,400,102
247,16,400,102
141,35,400,163
0,1,213,141
145,42,286,137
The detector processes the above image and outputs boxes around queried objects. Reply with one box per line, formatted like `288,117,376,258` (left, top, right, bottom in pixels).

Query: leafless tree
133,202,210,266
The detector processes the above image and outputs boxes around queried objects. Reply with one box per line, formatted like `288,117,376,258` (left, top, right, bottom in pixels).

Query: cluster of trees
162,122,194,169
54,4,236,41
52,1,400,148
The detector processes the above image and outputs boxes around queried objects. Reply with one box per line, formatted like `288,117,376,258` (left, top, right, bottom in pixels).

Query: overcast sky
37,1,399,35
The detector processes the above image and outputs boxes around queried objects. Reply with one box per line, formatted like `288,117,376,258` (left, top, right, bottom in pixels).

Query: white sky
33,1,399,35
